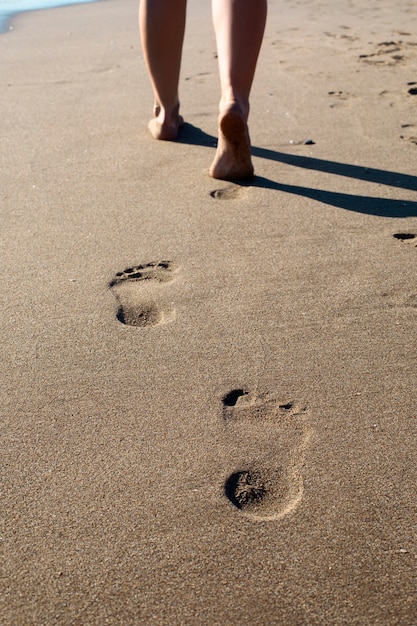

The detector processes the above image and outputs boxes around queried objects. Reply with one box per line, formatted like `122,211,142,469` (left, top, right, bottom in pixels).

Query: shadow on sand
178,123,417,218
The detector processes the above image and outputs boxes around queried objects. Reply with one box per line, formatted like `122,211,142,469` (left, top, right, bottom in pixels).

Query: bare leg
210,0,267,180
139,0,187,140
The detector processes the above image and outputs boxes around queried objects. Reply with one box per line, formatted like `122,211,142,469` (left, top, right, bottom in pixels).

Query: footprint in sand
184,71,214,84
381,290,417,310
109,261,179,327
222,389,312,521
400,124,417,145
393,232,417,247
328,90,355,109
359,41,409,66
210,184,247,200
323,30,359,43
361,40,417,66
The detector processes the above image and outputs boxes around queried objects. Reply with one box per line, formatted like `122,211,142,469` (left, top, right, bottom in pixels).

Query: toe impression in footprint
109,261,179,327
222,389,312,521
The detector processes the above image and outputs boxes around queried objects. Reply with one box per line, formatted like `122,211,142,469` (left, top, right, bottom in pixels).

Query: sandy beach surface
1,0,416,623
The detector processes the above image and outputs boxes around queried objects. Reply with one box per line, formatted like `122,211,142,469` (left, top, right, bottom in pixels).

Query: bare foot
209,104,254,181
148,103,184,141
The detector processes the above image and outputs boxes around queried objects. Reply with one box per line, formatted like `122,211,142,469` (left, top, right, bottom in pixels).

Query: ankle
219,97,249,122
154,101,180,125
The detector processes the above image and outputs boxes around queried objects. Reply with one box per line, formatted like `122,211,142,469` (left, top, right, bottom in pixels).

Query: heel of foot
219,111,248,145
148,115,184,141
209,111,254,181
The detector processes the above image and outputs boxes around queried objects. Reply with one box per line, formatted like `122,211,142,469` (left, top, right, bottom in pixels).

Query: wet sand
1,0,416,623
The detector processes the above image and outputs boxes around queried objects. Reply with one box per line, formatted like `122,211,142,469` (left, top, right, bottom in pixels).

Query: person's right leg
210,0,267,180
139,0,187,140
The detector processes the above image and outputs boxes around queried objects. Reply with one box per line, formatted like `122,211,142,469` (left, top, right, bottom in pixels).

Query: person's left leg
139,0,187,140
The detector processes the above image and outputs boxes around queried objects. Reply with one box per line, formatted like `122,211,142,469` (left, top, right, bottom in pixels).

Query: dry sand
1,0,416,623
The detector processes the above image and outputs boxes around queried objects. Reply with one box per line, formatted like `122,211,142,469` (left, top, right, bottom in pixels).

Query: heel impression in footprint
109,261,178,328
222,389,312,521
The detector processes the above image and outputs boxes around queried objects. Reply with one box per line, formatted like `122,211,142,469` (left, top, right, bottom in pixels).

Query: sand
1,0,416,623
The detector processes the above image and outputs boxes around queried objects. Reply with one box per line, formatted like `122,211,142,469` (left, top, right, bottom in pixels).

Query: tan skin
139,0,267,181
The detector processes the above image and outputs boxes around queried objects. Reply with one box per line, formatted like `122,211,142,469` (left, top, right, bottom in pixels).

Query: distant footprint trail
222,389,312,521
109,261,179,327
